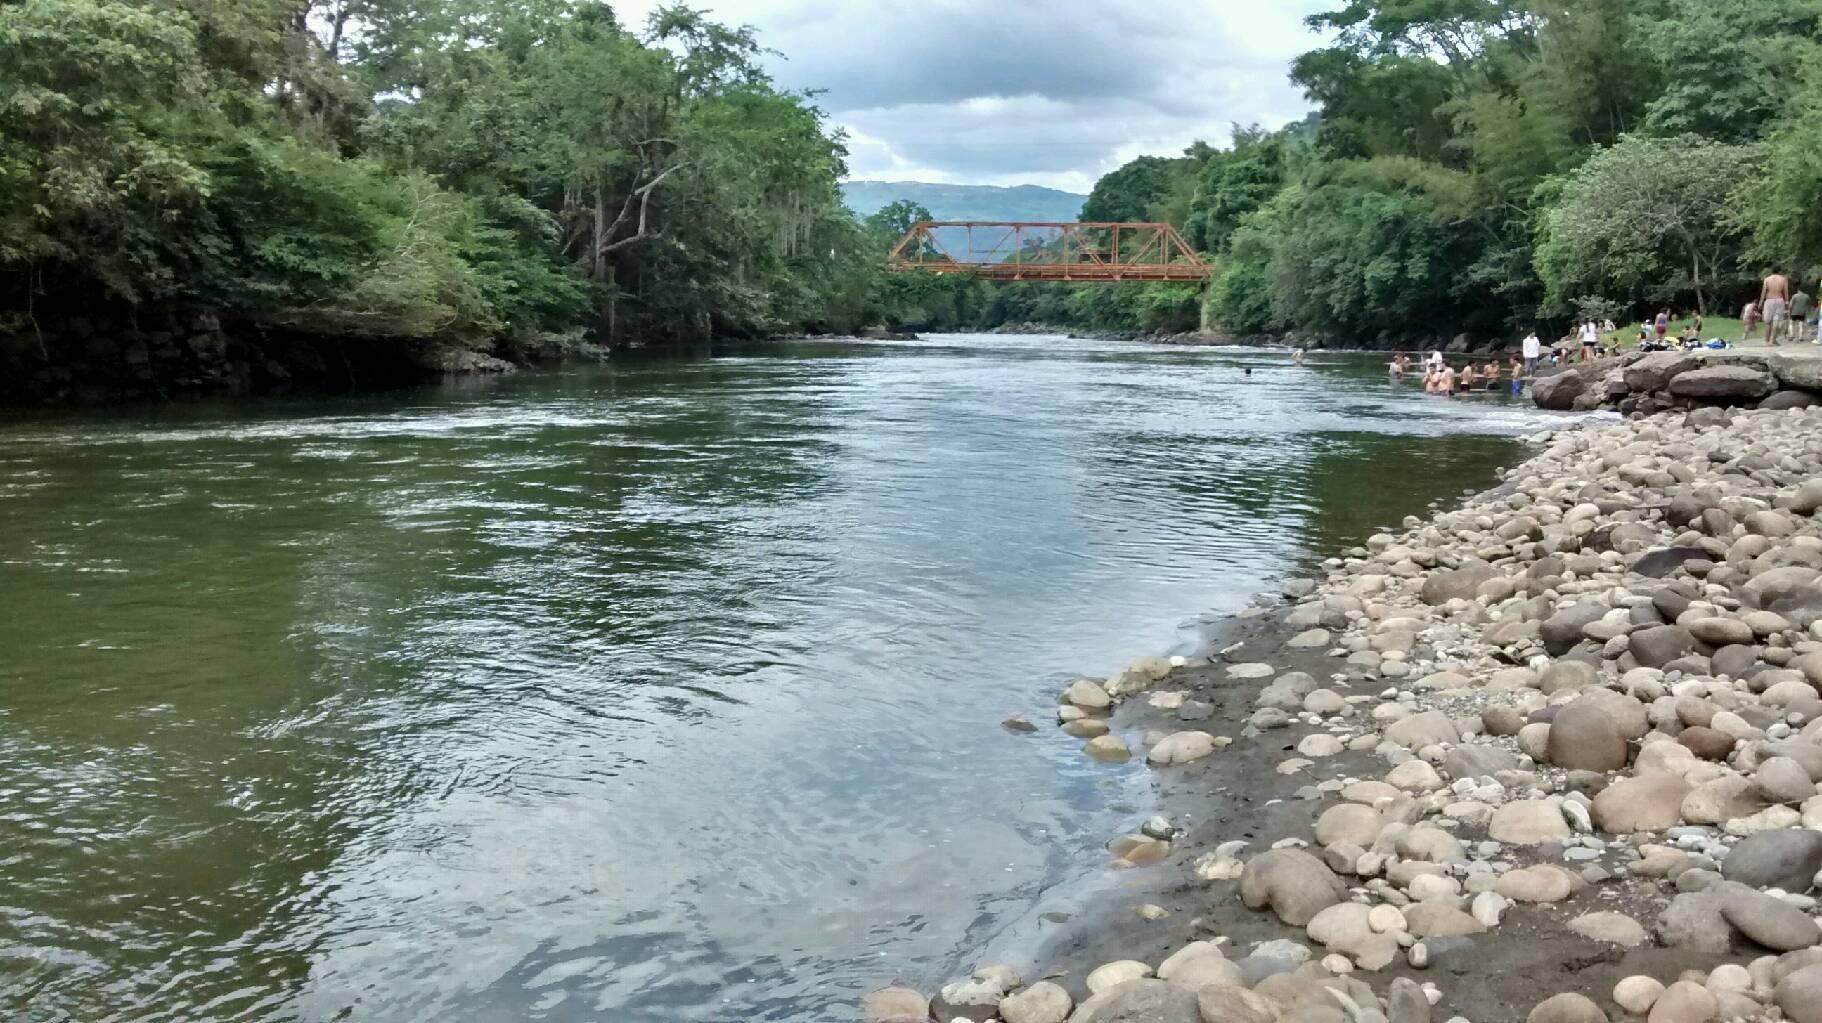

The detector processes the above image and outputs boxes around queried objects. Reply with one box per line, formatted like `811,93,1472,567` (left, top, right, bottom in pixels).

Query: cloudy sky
613,0,1334,193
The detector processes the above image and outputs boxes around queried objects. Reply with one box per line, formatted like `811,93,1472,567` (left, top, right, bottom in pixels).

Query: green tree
1534,134,1757,315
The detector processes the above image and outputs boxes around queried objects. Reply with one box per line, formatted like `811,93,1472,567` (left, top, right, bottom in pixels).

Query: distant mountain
840,181,1086,223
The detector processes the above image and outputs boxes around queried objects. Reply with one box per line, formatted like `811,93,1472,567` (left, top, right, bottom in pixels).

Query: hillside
840,181,1085,223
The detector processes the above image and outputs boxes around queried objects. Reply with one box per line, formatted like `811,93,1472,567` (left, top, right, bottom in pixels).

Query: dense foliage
0,0,871,355
885,0,1822,344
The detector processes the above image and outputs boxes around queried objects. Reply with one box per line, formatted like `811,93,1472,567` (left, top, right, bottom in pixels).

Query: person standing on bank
1791,286,1813,344
1521,329,1541,377
1762,270,1791,346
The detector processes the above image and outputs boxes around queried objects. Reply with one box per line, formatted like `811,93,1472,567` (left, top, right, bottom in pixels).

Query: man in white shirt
1521,330,1541,376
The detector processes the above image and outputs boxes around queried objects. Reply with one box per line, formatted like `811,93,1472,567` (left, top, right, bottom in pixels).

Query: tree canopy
1,0,873,356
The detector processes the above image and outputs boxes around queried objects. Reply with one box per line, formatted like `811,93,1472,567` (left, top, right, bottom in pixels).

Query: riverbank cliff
869,405,1822,1023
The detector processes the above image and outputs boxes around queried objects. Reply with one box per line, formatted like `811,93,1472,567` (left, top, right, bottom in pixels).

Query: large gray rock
1723,829,1822,892
1383,709,1461,749
1745,566,1822,610
1625,352,1704,392
1443,744,1518,780
1533,369,1587,411
1525,991,1607,1023
1669,364,1777,402
1770,350,1822,390
1722,890,1822,951
1776,963,1822,1023
1422,559,1496,605
999,981,1072,1023
1239,848,1347,926
1387,976,1430,1023
1539,659,1600,694
1547,696,1630,772
1592,773,1690,833
1541,605,1607,656
1194,985,1277,1023
1630,624,1695,669
1658,887,1739,955
1763,389,1821,410
1068,979,1198,1023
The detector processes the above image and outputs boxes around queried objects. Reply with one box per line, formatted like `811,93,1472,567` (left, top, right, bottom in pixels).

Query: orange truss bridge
885,221,1210,282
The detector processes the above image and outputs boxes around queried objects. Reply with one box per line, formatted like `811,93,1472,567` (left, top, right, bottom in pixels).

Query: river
0,334,1559,1022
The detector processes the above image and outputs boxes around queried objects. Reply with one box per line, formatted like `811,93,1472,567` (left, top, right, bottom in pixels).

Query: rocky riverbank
1533,349,1822,416
868,405,1822,1023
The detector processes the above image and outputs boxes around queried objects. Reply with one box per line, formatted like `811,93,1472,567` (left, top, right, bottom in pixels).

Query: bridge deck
885,221,1210,282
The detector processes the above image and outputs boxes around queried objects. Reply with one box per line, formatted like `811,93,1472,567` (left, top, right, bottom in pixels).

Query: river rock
936,968,1017,1021
1721,828,1822,891
1690,616,1755,646
1422,559,1496,605
1402,901,1487,938
1542,605,1608,656
1548,697,1631,772
1678,726,1736,761
1069,979,1197,1023
1063,679,1112,709
1086,961,1151,994
1526,991,1607,1023
999,981,1071,1023
1488,800,1571,844
1775,963,1822,1023
1646,980,1716,1023
1085,735,1131,762
1658,889,1737,955
1682,775,1766,824
1532,370,1588,412
1443,744,1518,780
1669,365,1777,402
1384,710,1460,749
1148,731,1217,766
1195,985,1278,1023
1631,625,1696,669
1722,890,1821,951
865,986,929,1022
1240,848,1346,926
1592,774,1691,833
1287,628,1331,649
1614,976,1665,1015
1759,756,1819,804
1387,759,1445,792
1570,911,1649,947
1387,976,1429,1023
1625,352,1704,391
1316,804,1385,848
1497,864,1577,903
1539,658,1600,694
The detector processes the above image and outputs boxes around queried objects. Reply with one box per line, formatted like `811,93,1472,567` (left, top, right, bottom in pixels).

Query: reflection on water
0,336,1556,1021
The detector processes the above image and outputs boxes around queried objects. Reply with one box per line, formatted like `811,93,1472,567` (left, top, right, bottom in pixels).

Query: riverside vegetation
12,1,1822,400
880,1,1822,348
871,401,1822,1021
0,0,884,400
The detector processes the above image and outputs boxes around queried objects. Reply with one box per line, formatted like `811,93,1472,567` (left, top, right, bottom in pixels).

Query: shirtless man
1762,271,1791,346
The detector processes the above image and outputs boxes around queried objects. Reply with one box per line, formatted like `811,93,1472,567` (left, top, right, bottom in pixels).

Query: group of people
1742,272,1817,346
1389,351,1526,396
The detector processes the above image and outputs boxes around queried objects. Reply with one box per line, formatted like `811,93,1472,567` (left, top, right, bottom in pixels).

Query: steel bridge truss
885,221,1209,282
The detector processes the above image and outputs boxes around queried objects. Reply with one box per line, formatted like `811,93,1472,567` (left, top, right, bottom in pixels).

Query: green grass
1592,315,1815,350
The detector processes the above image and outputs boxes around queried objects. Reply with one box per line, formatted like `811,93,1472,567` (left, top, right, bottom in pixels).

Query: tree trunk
592,191,609,283
1688,243,1706,316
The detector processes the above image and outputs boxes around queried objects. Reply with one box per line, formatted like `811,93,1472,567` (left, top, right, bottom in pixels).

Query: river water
0,335,1559,1022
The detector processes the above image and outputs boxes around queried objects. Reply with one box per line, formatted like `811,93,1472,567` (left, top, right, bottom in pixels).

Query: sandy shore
868,405,1822,1023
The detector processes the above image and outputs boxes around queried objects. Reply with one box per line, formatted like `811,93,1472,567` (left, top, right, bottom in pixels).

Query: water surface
0,335,1555,1021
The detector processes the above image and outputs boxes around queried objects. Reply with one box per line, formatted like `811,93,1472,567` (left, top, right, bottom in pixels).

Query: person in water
1292,348,1306,365
1460,363,1478,390
1439,363,1458,396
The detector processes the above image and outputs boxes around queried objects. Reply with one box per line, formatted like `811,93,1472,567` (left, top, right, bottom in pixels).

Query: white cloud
613,0,1333,189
